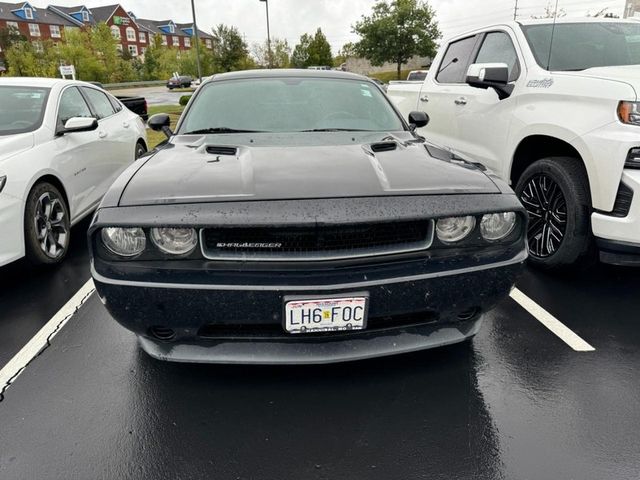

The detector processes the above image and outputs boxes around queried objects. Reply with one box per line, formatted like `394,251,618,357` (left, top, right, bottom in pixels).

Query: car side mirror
148,113,173,138
60,117,98,135
408,111,429,129
465,63,513,100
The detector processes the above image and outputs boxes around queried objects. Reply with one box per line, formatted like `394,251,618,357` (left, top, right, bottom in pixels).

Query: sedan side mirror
60,117,98,135
148,113,173,138
408,111,429,129
465,63,513,100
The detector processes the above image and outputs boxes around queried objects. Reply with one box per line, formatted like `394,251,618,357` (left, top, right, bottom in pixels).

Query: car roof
0,77,87,88
207,69,371,84
518,17,640,26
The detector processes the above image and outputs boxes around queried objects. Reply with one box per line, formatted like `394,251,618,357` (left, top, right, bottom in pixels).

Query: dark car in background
89,70,527,364
167,75,193,89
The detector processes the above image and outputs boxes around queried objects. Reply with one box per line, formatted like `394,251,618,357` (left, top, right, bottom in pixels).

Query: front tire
24,182,70,265
515,157,594,271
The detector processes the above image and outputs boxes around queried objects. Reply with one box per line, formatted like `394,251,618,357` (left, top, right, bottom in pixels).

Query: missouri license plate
284,295,368,334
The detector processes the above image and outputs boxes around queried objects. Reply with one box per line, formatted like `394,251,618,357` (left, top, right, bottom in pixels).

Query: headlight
618,101,640,126
435,216,476,243
480,212,517,241
0,176,6,193
101,227,146,257
150,227,197,255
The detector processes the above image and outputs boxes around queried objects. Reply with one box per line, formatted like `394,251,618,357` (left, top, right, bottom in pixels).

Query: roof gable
10,2,36,20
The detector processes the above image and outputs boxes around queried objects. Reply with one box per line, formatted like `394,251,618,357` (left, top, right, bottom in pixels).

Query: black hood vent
206,146,238,156
370,142,397,153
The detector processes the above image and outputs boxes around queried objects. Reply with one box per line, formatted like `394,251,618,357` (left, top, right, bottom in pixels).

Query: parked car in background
89,70,527,364
388,18,640,269
88,82,147,121
167,75,193,89
0,78,147,267
406,70,429,81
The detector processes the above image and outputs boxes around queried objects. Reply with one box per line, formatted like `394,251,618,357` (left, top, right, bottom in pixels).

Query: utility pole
514,0,518,20
259,0,272,68
191,0,202,82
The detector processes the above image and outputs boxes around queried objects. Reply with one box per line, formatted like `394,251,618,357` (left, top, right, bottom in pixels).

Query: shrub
179,95,192,106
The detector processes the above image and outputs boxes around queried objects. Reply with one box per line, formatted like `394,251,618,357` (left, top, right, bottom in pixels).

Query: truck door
418,34,480,150
453,30,523,176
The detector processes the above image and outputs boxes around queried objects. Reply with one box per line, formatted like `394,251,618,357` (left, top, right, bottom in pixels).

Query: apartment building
0,2,76,47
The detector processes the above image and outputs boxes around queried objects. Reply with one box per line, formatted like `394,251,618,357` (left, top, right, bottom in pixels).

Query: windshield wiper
183,127,267,134
300,128,373,132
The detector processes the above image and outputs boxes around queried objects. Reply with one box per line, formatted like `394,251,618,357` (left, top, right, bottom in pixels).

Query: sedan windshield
522,22,640,71
0,86,50,136
178,77,405,134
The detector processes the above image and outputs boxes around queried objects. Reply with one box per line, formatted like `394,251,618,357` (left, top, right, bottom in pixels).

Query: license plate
284,295,368,334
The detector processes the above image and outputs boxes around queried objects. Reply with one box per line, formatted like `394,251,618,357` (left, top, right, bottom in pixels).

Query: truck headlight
480,212,517,241
436,216,476,243
101,227,146,257
618,101,640,126
150,227,197,255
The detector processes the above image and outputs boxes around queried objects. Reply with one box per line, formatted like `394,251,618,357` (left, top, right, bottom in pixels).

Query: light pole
259,0,272,68
191,0,202,82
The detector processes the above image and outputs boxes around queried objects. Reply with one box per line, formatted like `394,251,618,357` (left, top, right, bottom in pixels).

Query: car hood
0,133,34,163
561,65,640,99
119,133,500,206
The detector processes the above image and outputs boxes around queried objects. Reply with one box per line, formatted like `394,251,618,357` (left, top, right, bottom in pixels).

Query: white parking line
0,279,95,399
510,288,595,352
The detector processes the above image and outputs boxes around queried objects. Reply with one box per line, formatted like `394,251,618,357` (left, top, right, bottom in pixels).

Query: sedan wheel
24,182,70,265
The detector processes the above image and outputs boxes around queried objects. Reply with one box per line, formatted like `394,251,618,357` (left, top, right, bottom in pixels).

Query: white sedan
0,78,148,266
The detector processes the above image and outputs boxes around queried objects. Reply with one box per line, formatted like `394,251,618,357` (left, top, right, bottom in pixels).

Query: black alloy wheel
515,157,594,271
24,182,70,265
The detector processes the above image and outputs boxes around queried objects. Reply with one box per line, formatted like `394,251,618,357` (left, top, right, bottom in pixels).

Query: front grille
611,182,633,218
200,220,434,261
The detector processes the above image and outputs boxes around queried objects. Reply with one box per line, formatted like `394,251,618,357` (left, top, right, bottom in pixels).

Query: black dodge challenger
89,70,527,364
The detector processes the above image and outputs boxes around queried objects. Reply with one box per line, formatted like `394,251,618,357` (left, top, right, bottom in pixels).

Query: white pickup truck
388,18,640,269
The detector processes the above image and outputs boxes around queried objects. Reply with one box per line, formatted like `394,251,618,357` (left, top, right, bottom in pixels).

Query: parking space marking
510,288,595,352
0,279,95,400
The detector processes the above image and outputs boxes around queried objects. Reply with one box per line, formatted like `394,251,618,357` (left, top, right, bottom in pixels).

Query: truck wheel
515,157,595,271
24,182,70,265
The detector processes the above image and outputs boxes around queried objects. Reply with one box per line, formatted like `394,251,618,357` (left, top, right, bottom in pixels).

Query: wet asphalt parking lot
0,220,639,480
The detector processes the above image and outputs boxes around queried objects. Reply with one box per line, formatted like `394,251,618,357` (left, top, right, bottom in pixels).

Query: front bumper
592,169,640,264
0,192,25,267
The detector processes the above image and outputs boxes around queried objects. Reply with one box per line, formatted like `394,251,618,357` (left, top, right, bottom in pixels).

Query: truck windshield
522,22,640,71
178,77,405,134
0,86,50,136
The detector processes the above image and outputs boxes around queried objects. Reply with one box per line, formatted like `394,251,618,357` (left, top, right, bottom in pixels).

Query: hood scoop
369,141,398,153
206,145,238,156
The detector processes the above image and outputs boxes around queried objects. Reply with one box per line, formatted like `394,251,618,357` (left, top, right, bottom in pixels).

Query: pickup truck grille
200,220,434,261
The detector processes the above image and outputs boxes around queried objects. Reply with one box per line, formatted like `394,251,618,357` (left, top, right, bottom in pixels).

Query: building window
24,7,34,19
50,25,61,38
168,24,175,33
116,44,123,52
140,47,147,55
184,37,191,48
28,23,40,37
172,36,180,46
33,41,43,53
82,10,89,22
126,27,136,41
128,44,138,56
205,38,212,49
7,21,19,30
139,31,146,43
161,35,167,46
110,25,120,39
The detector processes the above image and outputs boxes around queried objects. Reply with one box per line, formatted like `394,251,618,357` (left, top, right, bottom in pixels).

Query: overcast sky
50,0,630,51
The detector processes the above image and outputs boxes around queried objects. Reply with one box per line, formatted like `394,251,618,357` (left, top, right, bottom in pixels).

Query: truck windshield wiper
182,127,267,134
300,128,373,132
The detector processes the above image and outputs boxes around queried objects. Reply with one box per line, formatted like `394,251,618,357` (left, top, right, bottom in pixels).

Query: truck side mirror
148,113,173,138
408,111,429,129
465,63,513,100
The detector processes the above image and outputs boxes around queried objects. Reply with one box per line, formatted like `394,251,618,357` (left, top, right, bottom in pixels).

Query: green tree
56,27,105,81
6,40,58,77
0,25,25,52
211,24,249,72
291,29,332,68
334,42,356,67
252,38,290,68
353,0,440,79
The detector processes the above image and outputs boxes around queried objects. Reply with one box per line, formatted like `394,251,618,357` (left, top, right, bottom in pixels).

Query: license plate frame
283,293,369,335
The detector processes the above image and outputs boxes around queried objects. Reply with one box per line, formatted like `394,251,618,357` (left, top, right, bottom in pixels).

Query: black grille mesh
201,220,432,260
611,183,633,218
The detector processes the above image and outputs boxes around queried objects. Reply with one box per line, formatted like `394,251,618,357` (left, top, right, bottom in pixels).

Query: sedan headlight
435,216,476,243
101,227,146,257
480,212,517,241
618,101,640,126
150,227,197,255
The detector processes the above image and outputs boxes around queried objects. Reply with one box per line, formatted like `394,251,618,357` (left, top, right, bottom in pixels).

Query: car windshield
0,86,50,136
407,71,428,81
522,22,640,71
178,76,405,134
